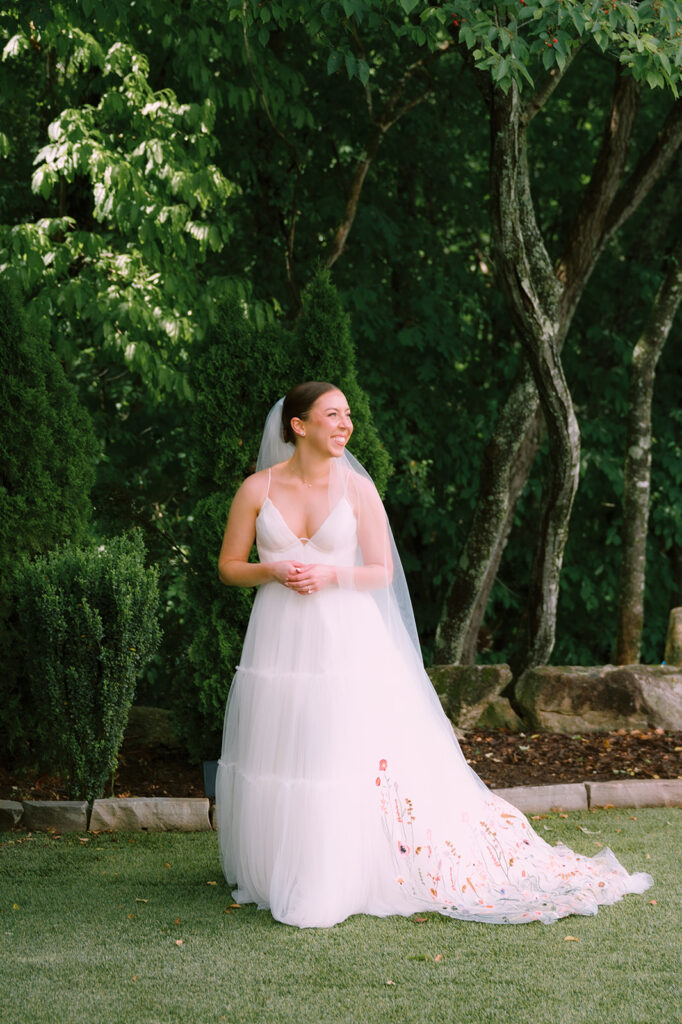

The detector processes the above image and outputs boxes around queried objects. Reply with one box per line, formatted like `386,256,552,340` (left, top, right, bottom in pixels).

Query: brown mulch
2,728,680,802
461,727,682,789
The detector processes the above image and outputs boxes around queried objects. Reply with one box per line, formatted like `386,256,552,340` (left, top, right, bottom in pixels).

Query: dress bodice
256,496,358,566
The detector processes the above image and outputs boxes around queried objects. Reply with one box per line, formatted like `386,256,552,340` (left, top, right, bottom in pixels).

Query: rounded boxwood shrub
16,532,161,802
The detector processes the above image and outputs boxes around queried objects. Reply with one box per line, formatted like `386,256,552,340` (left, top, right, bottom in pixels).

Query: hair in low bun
282,381,337,444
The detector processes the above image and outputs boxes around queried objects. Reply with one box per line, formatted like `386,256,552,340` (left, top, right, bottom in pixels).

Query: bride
215,381,652,929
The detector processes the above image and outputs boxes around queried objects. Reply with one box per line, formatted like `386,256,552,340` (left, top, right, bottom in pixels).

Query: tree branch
556,70,639,321
325,42,453,268
605,97,682,241
522,44,583,126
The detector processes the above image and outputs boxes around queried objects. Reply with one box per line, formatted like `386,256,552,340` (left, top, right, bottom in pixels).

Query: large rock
427,664,516,731
22,800,88,832
89,797,211,832
0,800,23,829
516,664,682,733
665,607,682,666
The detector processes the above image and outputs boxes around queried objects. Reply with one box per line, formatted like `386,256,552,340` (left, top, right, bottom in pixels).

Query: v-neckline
259,496,348,546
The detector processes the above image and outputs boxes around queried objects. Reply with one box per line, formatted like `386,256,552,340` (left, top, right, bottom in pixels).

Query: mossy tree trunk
615,236,682,665
436,76,682,668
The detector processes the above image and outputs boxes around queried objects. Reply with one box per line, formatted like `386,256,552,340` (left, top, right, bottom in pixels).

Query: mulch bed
2,728,680,802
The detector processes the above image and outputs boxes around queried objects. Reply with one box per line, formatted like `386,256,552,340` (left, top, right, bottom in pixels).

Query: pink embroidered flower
379,758,388,771
375,777,381,787
397,841,410,856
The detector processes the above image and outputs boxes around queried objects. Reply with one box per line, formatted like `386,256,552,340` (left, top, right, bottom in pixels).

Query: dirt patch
2,728,680,801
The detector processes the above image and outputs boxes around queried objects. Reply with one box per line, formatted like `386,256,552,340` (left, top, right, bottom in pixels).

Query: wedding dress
216,429,653,929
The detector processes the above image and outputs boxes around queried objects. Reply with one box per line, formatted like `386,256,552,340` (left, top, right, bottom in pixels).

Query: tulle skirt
216,582,653,928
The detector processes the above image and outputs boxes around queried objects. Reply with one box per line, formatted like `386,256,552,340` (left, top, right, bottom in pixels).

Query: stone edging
1,779,680,833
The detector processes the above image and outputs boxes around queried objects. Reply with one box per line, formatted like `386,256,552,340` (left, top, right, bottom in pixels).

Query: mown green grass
1,807,679,1024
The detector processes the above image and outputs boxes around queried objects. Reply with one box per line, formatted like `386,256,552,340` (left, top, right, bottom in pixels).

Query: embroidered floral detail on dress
374,758,630,925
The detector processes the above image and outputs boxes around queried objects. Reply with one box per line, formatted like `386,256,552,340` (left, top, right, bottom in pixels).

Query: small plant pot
203,760,218,799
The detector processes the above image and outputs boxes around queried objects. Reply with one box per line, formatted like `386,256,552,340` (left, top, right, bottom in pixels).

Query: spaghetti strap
264,467,272,500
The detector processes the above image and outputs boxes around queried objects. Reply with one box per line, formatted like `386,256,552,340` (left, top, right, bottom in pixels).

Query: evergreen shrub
180,269,390,761
0,286,98,757
16,532,161,801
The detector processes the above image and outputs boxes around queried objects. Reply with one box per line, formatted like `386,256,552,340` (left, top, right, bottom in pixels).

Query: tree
615,235,682,664
433,2,682,670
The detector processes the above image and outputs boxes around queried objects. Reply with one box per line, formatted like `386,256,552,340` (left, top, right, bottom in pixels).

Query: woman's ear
290,417,306,438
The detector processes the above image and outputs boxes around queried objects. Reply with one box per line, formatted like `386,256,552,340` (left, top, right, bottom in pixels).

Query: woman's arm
351,478,393,590
218,475,298,588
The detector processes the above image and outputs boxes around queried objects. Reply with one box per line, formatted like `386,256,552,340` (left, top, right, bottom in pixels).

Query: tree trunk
488,83,581,673
615,237,682,664
435,365,541,663
436,75,682,667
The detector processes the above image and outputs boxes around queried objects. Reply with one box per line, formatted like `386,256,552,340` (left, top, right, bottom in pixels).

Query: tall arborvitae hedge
0,287,98,757
178,269,390,761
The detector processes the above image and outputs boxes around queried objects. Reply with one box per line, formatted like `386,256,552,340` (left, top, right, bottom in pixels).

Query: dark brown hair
282,381,338,444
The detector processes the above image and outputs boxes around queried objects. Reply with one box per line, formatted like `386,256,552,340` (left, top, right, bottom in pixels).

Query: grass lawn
1,807,679,1024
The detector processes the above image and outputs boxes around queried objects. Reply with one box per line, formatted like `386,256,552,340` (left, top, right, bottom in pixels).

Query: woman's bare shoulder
235,469,270,507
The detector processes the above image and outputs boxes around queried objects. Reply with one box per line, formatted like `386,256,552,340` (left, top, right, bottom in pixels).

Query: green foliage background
1,0,681,759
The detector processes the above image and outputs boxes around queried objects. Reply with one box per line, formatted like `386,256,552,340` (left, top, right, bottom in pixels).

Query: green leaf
357,59,370,87
327,51,342,75
492,59,509,83
400,0,419,13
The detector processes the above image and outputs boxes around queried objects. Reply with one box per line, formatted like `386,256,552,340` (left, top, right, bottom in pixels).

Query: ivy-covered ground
1,809,678,1024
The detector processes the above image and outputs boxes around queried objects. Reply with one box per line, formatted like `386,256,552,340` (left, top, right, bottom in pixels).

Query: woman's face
300,389,353,457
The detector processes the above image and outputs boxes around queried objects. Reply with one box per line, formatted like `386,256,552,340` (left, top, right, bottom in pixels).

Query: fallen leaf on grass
648,900,657,905
206,881,217,886
229,903,241,909
434,954,444,963
564,936,579,942
412,915,427,924
558,813,569,819
135,898,148,904
175,939,183,946
385,979,395,986
577,826,600,834
175,918,180,924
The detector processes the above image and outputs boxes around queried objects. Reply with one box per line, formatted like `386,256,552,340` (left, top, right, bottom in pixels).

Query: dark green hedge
0,286,98,758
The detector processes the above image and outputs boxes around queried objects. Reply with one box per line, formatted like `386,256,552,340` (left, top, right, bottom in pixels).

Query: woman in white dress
215,381,652,929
